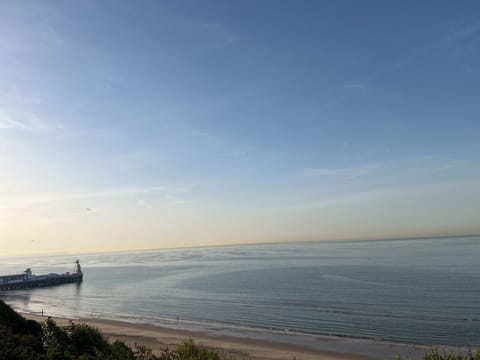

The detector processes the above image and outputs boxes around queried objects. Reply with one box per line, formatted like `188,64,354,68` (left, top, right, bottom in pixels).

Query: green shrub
176,339,221,360
421,348,480,360
68,322,108,357
4,299,479,360
0,324,43,360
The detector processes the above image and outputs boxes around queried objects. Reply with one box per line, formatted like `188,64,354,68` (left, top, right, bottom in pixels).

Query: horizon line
2,232,479,259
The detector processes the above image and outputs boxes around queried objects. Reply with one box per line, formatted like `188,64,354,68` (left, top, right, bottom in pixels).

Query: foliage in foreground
396,348,480,360
0,299,224,360
420,348,480,360
2,299,480,360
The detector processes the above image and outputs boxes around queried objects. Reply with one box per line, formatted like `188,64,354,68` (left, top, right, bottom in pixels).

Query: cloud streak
0,185,195,210
300,162,382,181
369,20,480,80
0,109,59,131
343,83,367,94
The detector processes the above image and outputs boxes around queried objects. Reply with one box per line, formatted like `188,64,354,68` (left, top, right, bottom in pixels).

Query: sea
1,236,479,350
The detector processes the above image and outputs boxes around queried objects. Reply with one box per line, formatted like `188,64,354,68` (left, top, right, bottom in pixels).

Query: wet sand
22,313,431,360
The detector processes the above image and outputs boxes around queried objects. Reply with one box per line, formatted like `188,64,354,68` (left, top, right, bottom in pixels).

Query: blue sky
1,1,479,255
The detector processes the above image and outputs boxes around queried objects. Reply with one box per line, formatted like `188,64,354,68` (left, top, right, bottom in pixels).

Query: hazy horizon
1,1,480,256
2,233,480,259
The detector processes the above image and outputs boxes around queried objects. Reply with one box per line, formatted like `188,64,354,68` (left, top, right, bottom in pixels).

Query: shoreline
20,312,441,360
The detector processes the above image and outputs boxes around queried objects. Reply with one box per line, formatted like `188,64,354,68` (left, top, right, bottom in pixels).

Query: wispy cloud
263,177,480,220
201,22,239,44
297,156,480,199
369,20,480,80
440,21,480,45
0,109,60,131
0,86,47,105
343,83,367,93
0,118,30,130
0,185,197,225
0,185,196,213
300,162,382,180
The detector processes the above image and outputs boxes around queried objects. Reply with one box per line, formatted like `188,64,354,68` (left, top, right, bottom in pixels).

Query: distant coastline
88,232,480,255
77,232,480,256
1,233,479,259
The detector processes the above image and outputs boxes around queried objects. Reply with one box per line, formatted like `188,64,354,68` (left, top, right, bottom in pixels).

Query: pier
0,260,83,291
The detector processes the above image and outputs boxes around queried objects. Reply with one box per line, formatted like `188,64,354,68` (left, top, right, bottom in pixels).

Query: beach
21,313,435,360
4,239,479,349
1,239,476,359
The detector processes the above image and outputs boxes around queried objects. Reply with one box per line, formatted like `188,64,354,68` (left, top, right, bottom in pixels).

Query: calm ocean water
1,237,479,347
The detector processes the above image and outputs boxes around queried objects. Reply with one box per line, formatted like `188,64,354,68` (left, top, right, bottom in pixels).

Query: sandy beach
20,313,435,360
22,313,363,360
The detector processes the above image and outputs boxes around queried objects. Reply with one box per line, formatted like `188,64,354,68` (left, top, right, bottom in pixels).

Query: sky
1,0,479,256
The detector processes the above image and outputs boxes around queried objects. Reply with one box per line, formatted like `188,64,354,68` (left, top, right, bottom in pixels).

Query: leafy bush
0,299,230,360
0,299,139,359
0,324,44,360
0,299,42,336
133,340,222,360
176,339,221,360
2,299,479,360
421,348,480,360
